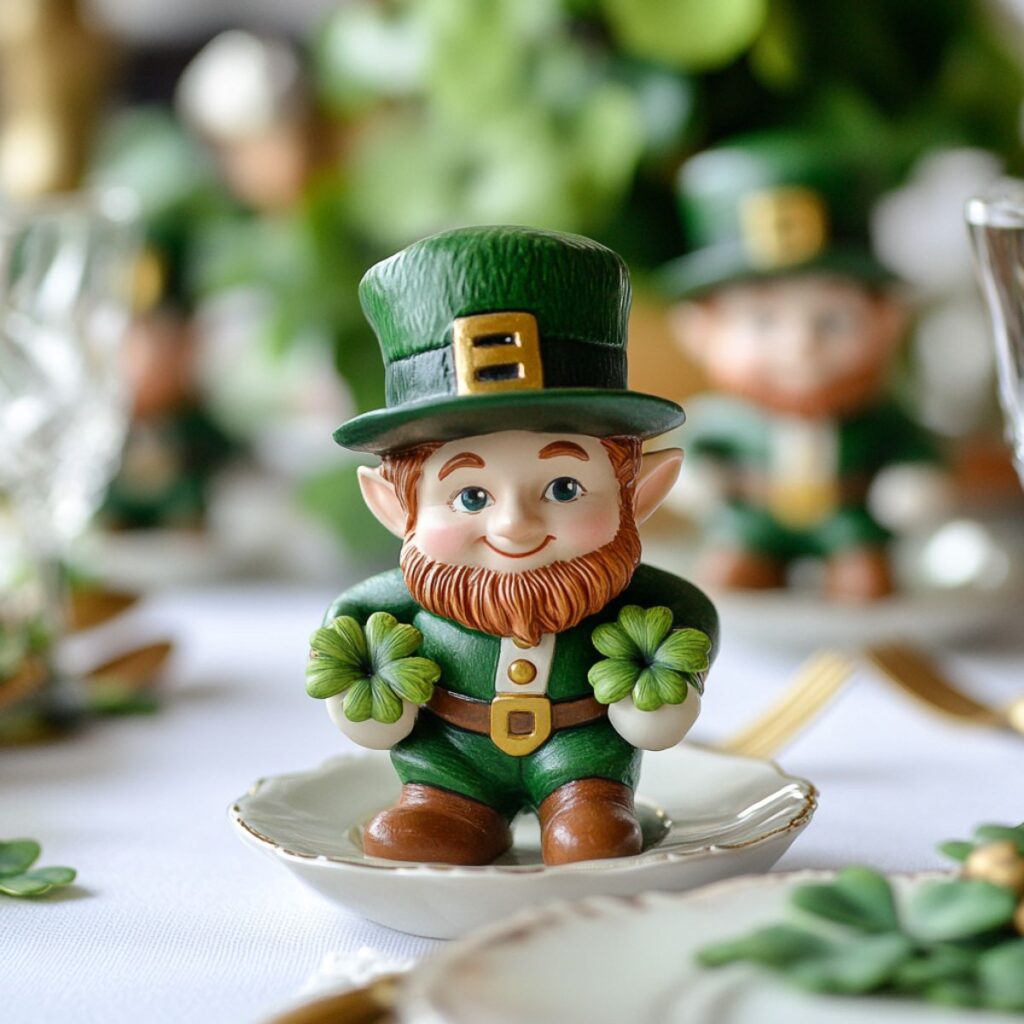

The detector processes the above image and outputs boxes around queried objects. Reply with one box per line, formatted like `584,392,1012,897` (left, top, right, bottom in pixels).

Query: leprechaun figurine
659,134,950,601
306,226,718,866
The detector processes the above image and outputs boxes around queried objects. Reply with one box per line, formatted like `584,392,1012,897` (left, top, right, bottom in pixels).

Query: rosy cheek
564,505,619,551
415,516,478,563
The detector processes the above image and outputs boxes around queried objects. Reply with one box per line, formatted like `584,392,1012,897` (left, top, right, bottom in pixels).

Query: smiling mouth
482,536,555,559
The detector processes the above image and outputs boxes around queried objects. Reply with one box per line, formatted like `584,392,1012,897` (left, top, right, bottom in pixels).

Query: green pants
390,711,641,819
714,501,890,561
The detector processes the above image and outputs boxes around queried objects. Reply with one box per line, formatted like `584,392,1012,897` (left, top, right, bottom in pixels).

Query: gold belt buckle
768,480,840,529
490,694,552,757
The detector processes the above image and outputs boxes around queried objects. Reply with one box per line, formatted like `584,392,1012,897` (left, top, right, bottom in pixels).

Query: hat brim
656,242,897,300
333,388,685,455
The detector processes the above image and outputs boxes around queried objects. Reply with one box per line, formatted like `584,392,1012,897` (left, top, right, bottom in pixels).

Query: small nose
780,318,819,365
489,492,546,545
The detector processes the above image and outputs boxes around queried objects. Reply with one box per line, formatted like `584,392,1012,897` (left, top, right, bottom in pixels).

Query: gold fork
716,649,856,760
863,643,1024,736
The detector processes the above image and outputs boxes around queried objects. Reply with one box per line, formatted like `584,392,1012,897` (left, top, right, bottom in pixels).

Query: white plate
708,587,1018,648
643,530,1021,648
230,745,816,939
400,871,1017,1024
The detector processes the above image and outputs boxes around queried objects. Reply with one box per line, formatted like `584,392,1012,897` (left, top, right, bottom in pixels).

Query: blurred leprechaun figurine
305,226,718,866
660,134,951,601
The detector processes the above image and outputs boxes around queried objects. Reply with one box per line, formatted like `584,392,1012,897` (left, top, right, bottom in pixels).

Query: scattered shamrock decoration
698,822,1024,1012
306,612,441,724
588,605,709,711
0,839,76,898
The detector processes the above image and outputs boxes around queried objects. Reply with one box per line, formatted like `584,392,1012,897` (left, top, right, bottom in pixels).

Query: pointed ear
633,448,684,526
668,300,716,365
357,466,407,539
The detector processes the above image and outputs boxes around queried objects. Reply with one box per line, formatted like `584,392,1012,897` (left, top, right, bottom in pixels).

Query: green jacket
685,395,938,478
325,563,719,702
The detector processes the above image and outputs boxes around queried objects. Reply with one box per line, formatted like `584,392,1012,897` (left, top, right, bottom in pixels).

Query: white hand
607,691,701,751
325,695,418,750
868,464,954,533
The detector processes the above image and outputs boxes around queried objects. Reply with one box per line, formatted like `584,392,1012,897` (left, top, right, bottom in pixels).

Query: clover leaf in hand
588,605,709,711
0,839,76,897
306,612,441,724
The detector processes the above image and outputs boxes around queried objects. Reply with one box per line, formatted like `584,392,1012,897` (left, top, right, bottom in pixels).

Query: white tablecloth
3,581,1022,1023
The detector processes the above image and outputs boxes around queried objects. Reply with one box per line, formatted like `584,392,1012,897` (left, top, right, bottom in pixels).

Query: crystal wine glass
967,180,1024,488
0,190,138,674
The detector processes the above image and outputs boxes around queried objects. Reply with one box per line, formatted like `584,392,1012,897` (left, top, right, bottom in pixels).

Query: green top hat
334,226,684,454
657,132,896,300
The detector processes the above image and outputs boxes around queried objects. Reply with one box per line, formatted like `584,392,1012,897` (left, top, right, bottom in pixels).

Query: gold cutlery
863,642,1024,736
717,649,855,760
269,975,399,1024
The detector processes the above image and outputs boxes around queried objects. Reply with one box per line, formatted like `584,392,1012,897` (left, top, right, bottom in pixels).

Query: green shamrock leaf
305,612,441,724
937,821,1024,864
903,879,1018,942
978,940,1024,1012
697,924,831,968
788,933,914,995
588,605,710,711
0,840,75,898
792,868,900,933
697,830,1024,1013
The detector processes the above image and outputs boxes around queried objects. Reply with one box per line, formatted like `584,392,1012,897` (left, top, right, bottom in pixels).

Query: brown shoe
538,778,642,866
699,548,786,590
362,784,512,866
825,546,893,602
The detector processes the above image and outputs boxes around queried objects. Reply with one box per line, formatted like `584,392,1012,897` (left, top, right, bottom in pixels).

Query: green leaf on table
904,879,1017,942
937,840,975,864
0,839,40,877
978,940,1024,1012
0,866,76,896
788,933,914,995
697,924,831,968
922,979,981,1007
974,824,1024,854
791,868,900,933
894,945,979,990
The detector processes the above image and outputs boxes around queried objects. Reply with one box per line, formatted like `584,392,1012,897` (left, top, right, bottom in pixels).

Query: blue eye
452,487,493,513
543,477,584,503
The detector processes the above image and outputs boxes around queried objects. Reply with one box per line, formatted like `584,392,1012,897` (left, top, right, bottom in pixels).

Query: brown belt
427,687,606,733
426,687,606,756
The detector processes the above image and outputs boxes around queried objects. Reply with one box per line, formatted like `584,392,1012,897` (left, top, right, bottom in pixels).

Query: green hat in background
334,225,684,454
657,132,897,300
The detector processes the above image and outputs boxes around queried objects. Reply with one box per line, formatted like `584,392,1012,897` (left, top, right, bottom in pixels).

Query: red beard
400,519,642,645
709,364,888,419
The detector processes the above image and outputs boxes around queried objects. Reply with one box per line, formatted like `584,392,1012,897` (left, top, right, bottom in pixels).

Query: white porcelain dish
400,871,1016,1024
230,745,816,939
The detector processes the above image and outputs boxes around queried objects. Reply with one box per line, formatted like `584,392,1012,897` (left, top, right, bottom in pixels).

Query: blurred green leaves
602,0,767,71
0,839,75,898
698,827,1024,1012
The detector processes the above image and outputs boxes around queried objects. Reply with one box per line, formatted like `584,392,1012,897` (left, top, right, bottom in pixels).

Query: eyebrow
438,452,486,480
538,441,589,461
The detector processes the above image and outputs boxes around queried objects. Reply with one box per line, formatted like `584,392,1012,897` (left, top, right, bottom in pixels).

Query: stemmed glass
967,180,1024,488
0,190,139,703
